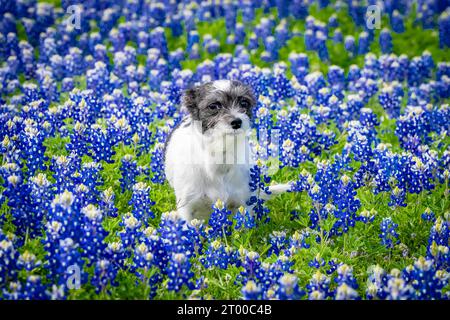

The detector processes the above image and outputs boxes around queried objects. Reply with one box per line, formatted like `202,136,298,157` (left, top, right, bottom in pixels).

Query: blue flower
233,206,256,230
334,264,359,300
380,217,400,249
242,280,263,300
421,208,436,222
201,240,239,270
380,28,393,54
309,253,326,269
439,9,450,48
307,271,333,300
129,182,155,221
407,257,449,299
268,230,289,257
208,199,233,238
275,274,305,300
167,253,195,292
91,259,119,294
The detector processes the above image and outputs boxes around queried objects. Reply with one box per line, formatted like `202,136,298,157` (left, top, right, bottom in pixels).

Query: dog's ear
181,87,199,119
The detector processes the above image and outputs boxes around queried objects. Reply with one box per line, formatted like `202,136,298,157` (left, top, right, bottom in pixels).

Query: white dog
164,80,291,221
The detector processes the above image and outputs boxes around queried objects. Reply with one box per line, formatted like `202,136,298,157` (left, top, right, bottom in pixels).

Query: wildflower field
1,0,450,300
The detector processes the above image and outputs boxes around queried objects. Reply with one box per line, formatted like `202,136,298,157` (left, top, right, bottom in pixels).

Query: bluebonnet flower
248,33,258,50
380,29,393,55
334,264,359,300
379,82,403,119
316,32,329,62
380,217,400,249
158,211,202,258
132,241,155,277
249,197,271,224
344,35,356,56
289,52,309,80
242,280,263,300
129,182,155,221
0,233,19,286
268,231,289,257
333,28,343,43
21,275,48,300
208,199,233,238
235,23,246,44
391,10,405,33
288,230,311,255
239,251,262,282
384,271,415,300
407,55,432,86
439,9,450,48
366,265,389,299
275,274,305,300
118,213,142,249
80,204,107,264
91,259,119,294
19,121,48,175
204,37,220,55
358,31,370,55
355,209,377,224
120,154,139,192
389,186,407,208
104,241,128,270
328,13,338,27
233,206,256,230
274,254,294,273
17,251,41,272
427,241,449,271
309,253,326,269
2,281,23,300
326,259,340,275
86,61,110,96
407,257,449,299
328,65,345,90
249,159,271,195
307,271,333,300
428,217,449,247
26,173,53,237
99,187,118,218
167,253,195,292
88,124,115,163
421,208,436,222
201,240,239,270
305,29,315,51
45,237,87,296
150,142,166,184
1,172,34,240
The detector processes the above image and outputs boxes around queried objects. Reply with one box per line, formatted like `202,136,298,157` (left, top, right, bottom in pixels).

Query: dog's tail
259,183,292,201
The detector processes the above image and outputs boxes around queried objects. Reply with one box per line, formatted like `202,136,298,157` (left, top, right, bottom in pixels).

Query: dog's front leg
176,203,194,222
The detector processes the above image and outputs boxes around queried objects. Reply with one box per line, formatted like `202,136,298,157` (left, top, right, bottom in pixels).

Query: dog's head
182,80,256,134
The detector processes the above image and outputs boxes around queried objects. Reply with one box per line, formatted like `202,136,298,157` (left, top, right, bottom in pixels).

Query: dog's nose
230,118,242,129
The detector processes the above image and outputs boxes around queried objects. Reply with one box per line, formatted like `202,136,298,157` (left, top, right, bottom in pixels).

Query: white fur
165,116,291,222
212,79,231,91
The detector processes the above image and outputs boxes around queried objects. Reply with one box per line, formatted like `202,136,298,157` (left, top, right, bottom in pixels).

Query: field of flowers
0,0,450,300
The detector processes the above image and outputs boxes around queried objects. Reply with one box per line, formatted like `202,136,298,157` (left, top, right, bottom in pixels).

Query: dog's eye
208,102,221,110
240,99,250,109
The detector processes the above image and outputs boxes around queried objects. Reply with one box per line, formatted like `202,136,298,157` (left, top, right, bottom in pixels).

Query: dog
164,80,291,222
